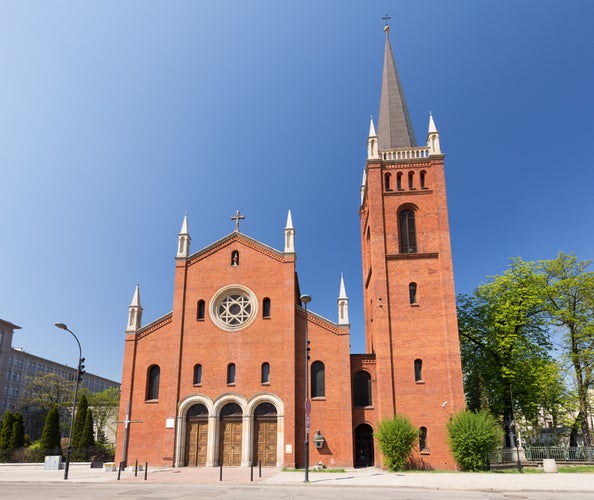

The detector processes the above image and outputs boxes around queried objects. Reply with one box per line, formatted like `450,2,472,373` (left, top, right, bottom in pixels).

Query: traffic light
77,357,86,383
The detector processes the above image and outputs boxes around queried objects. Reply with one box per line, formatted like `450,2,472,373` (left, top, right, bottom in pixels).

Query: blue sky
1,1,593,382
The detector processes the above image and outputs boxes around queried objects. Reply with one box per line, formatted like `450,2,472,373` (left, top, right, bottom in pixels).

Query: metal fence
524,446,594,462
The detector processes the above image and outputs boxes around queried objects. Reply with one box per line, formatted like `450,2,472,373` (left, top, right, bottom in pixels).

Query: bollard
259,460,262,478
250,463,253,482
117,462,123,481
144,462,148,480
219,462,223,481
134,459,138,477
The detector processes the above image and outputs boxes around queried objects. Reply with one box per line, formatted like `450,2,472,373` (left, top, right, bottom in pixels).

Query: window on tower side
146,365,160,400
419,426,428,452
420,170,427,189
414,359,423,383
227,363,236,385
409,283,417,305
384,173,392,191
261,362,270,384
398,208,417,253
353,370,372,407
193,363,202,385
262,298,271,318
197,300,205,320
408,171,414,189
311,361,325,398
397,172,403,190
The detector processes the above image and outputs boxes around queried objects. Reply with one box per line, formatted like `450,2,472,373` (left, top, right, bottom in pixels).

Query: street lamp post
54,323,84,480
300,294,311,483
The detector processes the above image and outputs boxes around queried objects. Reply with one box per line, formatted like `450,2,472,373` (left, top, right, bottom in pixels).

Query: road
1,482,593,500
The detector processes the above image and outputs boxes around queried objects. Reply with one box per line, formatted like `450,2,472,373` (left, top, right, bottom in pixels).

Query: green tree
447,410,502,471
0,411,16,460
540,252,594,446
80,409,95,460
375,415,418,471
457,258,558,426
10,412,25,450
19,372,75,415
39,406,61,456
86,387,119,445
71,394,88,461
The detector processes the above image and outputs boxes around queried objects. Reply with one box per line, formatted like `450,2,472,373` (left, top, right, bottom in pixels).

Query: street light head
300,294,311,304
55,323,68,331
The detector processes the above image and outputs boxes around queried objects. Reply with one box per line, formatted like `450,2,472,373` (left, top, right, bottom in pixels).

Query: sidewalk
0,463,593,493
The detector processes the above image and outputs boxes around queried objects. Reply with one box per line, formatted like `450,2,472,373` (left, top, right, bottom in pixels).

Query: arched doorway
184,403,208,467
253,402,277,466
354,423,375,467
219,402,243,466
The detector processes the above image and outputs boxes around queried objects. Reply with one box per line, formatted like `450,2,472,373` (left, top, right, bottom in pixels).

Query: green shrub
375,415,418,471
447,410,502,471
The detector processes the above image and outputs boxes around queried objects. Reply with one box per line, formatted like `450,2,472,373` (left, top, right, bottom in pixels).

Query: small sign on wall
285,444,292,454
165,418,175,428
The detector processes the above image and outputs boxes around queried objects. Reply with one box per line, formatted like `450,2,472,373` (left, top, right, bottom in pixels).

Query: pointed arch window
193,363,203,385
197,300,205,320
408,171,414,189
396,172,403,190
227,363,236,385
146,365,160,400
261,362,270,384
384,173,392,191
262,298,271,318
409,283,417,305
399,208,417,253
231,250,239,266
420,170,427,189
414,358,423,383
353,370,372,407
311,361,325,398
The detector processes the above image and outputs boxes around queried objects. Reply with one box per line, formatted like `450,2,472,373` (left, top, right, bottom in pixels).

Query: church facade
115,25,465,470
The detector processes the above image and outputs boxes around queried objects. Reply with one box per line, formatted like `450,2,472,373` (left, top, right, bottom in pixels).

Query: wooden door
185,419,208,467
219,419,242,466
253,419,277,466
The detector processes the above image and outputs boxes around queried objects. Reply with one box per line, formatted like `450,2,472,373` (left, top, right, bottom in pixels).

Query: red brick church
116,24,465,470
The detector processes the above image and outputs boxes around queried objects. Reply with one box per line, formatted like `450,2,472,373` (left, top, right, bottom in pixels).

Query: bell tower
360,23,465,468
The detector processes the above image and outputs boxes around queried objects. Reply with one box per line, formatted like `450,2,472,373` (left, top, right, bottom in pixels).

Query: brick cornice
136,313,173,340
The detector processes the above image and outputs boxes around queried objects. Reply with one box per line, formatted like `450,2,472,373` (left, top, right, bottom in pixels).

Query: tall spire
377,22,417,149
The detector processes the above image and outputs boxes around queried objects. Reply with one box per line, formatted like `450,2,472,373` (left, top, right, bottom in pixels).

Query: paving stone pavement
0,463,593,493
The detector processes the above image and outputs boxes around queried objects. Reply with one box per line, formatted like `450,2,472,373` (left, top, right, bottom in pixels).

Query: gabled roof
377,26,417,149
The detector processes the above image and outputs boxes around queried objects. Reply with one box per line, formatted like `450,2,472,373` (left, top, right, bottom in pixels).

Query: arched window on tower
409,283,417,305
146,365,160,400
193,363,203,385
384,172,392,191
231,250,239,266
262,298,271,318
227,363,236,385
420,170,427,189
414,358,423,383
261,362,270,384
399,208,417,253
353,371,372,407
197,300,205,320
396,172,403,190
408,171,415,189
311,361,325,398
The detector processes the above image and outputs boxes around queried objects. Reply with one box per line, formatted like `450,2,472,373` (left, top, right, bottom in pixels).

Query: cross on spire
382,14,391,26
231,210,245,232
